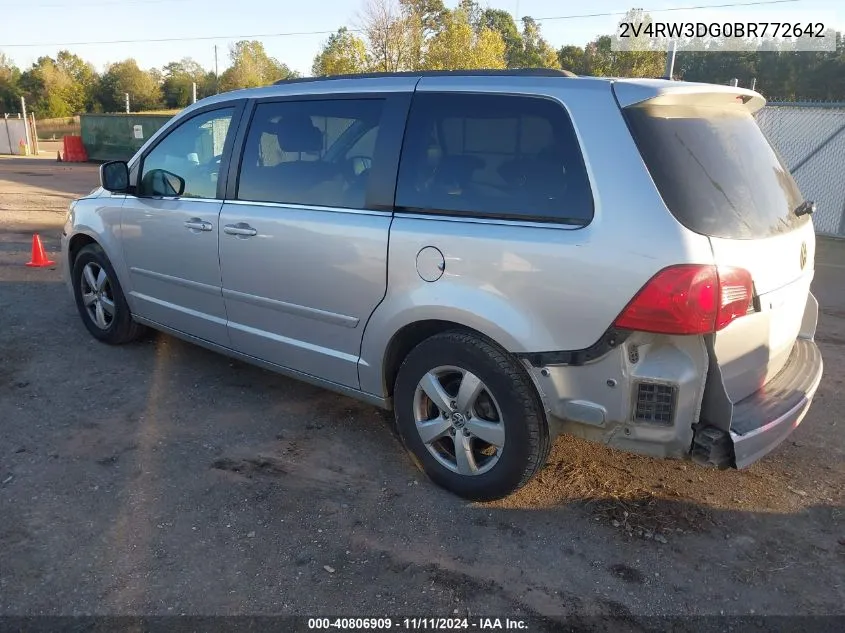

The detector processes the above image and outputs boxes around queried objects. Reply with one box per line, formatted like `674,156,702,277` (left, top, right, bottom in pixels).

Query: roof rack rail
274,68,577,86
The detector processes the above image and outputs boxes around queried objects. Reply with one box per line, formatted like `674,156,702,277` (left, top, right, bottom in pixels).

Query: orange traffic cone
25,234,56,268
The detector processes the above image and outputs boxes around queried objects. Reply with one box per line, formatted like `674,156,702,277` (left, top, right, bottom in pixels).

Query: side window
395,93,594,224
140,107,235,199
346,126,378,160
237,99,385,210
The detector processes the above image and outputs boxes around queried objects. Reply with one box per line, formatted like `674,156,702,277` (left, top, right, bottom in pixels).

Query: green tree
399,0,446,35
0,52,21,115
97,59,163,112
510,17,560,69
219,40,298,91
581,10,665,78
312,27,370,76
583,34,665,77
422,7,506,70
18,52,97,117
399,0,447,70
479,8,522,68
162,57,213,108
55,51,98,112
557,45,587,75
455,0,481,30
20,56,77,117
670,32,845,100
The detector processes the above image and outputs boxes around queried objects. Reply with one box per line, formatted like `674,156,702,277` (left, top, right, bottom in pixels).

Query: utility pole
30,112,39,155
4,113,14,155
20,96,32,154
214,45,219,94
125,92,130,113
663,40,677,80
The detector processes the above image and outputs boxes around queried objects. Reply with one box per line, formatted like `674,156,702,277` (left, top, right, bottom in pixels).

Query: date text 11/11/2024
307,617,529,630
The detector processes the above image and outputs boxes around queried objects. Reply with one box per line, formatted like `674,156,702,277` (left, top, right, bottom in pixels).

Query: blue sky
1,0,842,74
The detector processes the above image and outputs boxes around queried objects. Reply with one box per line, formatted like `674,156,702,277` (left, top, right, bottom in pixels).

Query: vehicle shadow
351,498,844,622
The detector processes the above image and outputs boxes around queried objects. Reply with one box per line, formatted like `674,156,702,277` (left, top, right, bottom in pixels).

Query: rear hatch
619,85,814,404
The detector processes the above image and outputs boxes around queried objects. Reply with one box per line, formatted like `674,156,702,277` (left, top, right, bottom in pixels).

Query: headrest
274,115,323,153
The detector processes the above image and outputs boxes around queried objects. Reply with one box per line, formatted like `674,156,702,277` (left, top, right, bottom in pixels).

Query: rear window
625,104,808,240
396,92,593,225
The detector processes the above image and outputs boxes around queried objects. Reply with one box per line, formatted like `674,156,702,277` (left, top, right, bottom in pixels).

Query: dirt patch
211,456,289,477
607,563,644,584
0,345,32,394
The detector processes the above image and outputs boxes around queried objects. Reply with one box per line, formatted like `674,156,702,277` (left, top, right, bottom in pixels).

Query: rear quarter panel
359,77,715,397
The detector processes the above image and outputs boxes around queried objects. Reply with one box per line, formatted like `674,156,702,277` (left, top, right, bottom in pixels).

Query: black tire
71,243,144,344
394,330,551,501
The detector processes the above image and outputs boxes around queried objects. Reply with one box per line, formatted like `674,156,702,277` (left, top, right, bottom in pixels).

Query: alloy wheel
412,365,506,476
79,262,115,330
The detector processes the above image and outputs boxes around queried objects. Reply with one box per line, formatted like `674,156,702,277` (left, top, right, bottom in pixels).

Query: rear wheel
394,331,550,501
72,244,144,344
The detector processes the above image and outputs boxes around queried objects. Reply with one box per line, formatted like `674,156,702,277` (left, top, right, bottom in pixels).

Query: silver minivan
62,69,823,500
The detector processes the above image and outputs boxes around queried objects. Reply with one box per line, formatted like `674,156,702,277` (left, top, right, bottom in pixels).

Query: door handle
223,223,258,237
184,218,213,232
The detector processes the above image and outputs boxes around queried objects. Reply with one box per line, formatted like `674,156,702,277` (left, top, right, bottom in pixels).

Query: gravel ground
0,157,843,622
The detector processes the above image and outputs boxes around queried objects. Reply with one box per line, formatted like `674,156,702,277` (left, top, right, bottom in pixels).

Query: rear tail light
613,265,753,335
715,267,754,330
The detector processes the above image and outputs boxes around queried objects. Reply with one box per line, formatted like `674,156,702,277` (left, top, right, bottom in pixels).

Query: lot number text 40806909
307,617,529,630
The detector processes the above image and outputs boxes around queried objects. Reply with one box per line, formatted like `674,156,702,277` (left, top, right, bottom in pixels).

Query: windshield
624,104,808,240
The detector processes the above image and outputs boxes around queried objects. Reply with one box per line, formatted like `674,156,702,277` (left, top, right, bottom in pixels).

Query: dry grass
483,436,748,539
540,457,719,537
136,109,182,115
35,116,80,140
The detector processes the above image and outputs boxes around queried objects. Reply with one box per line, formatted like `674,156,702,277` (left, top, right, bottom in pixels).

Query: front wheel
394,331,551,501
72,243,144,344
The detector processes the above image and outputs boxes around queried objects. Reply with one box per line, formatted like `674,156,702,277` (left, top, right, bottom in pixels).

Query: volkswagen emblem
800,242,807,270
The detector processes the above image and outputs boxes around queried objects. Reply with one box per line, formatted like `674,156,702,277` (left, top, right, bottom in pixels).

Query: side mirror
100,161,130,193
142,169,186,198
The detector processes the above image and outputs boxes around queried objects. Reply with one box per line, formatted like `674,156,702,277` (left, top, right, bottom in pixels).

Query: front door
121,105,240,345
218,94,409,388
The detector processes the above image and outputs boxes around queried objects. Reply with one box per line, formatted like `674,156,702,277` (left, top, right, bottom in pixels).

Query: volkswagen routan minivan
62,69,823,500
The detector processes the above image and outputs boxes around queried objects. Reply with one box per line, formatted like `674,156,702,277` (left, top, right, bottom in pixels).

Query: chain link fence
756,103,845,238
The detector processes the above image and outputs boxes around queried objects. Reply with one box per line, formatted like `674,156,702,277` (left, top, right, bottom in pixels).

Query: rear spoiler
612,79,766,114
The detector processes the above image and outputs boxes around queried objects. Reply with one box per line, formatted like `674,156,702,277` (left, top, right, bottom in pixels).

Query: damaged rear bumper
694,338,823,468
523,329,822,469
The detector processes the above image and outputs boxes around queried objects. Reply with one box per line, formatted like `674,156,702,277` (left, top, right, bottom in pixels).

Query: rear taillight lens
613,265,752,335
715,267,754,330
